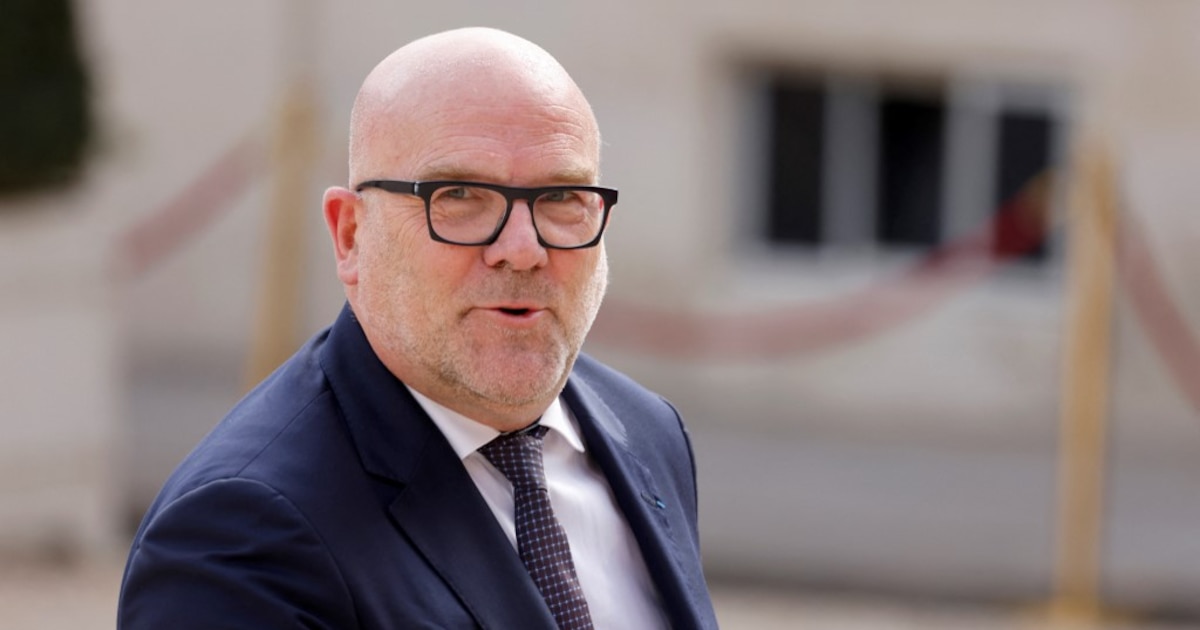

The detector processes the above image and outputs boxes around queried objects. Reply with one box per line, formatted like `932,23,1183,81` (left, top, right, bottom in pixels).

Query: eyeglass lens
429,185,606,247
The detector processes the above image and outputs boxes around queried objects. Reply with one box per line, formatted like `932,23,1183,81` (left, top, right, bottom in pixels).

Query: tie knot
478,425,550,491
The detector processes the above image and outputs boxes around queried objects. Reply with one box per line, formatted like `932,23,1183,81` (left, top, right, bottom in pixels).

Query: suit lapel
563,377,709,630
320,306,556,630
386,429,558,630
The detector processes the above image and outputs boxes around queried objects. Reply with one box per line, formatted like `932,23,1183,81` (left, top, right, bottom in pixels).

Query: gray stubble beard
430,251,609,412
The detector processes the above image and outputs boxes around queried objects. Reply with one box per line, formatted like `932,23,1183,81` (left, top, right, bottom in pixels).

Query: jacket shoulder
570,353,674,414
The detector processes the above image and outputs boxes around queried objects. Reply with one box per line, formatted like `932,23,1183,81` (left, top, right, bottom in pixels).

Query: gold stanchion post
243,0,319,389
1043,140,1119,627
243,81,318,388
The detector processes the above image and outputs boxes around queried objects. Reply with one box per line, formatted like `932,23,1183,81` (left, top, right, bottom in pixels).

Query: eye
441,186,471,200
541,190,576,203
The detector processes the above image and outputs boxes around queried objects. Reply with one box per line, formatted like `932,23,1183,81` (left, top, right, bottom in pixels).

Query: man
118,27,718,629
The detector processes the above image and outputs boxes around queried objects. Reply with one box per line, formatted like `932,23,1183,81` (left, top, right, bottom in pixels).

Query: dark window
994,111,1054,261
765,77,824,245
759,70,1061,265
877,95,945,247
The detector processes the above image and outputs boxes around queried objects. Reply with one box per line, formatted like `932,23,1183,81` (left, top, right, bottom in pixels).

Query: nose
481,200,548,270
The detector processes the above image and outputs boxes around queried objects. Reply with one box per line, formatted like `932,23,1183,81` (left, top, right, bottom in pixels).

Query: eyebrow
416,165,598,185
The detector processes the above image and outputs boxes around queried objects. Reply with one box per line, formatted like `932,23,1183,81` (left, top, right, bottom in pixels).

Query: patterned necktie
479,426,594,630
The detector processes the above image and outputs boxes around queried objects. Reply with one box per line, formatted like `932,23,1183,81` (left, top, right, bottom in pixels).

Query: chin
468,349,571,405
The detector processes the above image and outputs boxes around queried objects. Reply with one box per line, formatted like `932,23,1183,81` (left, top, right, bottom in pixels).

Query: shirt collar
405,386,586,460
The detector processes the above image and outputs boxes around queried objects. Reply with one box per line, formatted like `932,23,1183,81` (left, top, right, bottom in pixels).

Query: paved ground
2,554,1195,629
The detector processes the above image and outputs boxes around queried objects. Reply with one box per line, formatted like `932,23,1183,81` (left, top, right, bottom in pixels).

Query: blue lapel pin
641,491,666,510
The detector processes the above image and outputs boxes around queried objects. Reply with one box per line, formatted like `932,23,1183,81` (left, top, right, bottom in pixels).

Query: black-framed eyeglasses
355,179,618,249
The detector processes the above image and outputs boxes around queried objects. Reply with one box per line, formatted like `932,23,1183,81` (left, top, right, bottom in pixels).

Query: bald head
348,28,601,185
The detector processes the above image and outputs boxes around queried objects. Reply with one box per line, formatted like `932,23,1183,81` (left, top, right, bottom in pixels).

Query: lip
475,303,548,326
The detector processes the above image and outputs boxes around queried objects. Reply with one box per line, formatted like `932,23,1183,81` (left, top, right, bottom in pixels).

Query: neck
413,380,558,433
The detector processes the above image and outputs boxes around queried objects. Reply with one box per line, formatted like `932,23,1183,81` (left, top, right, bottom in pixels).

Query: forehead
405,99,599,184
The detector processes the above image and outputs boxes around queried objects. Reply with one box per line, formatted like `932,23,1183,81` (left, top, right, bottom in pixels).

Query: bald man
117,28,718,630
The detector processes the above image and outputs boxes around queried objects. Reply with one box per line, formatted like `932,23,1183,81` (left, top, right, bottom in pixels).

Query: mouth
469,289,552,327
476,303,546,324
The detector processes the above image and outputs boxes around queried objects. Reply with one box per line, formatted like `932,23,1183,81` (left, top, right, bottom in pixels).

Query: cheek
359,227,475,315
574,247,607,284
555,249,608,309
359,207,427,273
355,219,420,307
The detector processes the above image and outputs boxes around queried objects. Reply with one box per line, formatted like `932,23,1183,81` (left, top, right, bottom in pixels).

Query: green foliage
0,0,92,197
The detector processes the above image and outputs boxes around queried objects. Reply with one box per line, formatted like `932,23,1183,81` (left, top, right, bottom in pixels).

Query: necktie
479,426,594,630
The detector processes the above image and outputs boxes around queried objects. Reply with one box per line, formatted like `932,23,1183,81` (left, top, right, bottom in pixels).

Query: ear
323,186,361,286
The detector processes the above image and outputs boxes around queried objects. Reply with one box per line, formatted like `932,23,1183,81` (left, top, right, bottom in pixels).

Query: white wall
0,183,120,557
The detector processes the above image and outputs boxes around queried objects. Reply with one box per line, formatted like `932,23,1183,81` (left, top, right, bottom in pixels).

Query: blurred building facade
4,0,1199,615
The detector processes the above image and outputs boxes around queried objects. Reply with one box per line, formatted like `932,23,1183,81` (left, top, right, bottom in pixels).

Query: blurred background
3,0,1200,627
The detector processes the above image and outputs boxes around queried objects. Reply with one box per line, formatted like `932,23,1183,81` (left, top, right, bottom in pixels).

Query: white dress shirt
406,386,669,629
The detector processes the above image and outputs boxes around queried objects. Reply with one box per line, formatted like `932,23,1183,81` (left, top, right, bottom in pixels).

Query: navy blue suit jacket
118,306,718,629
